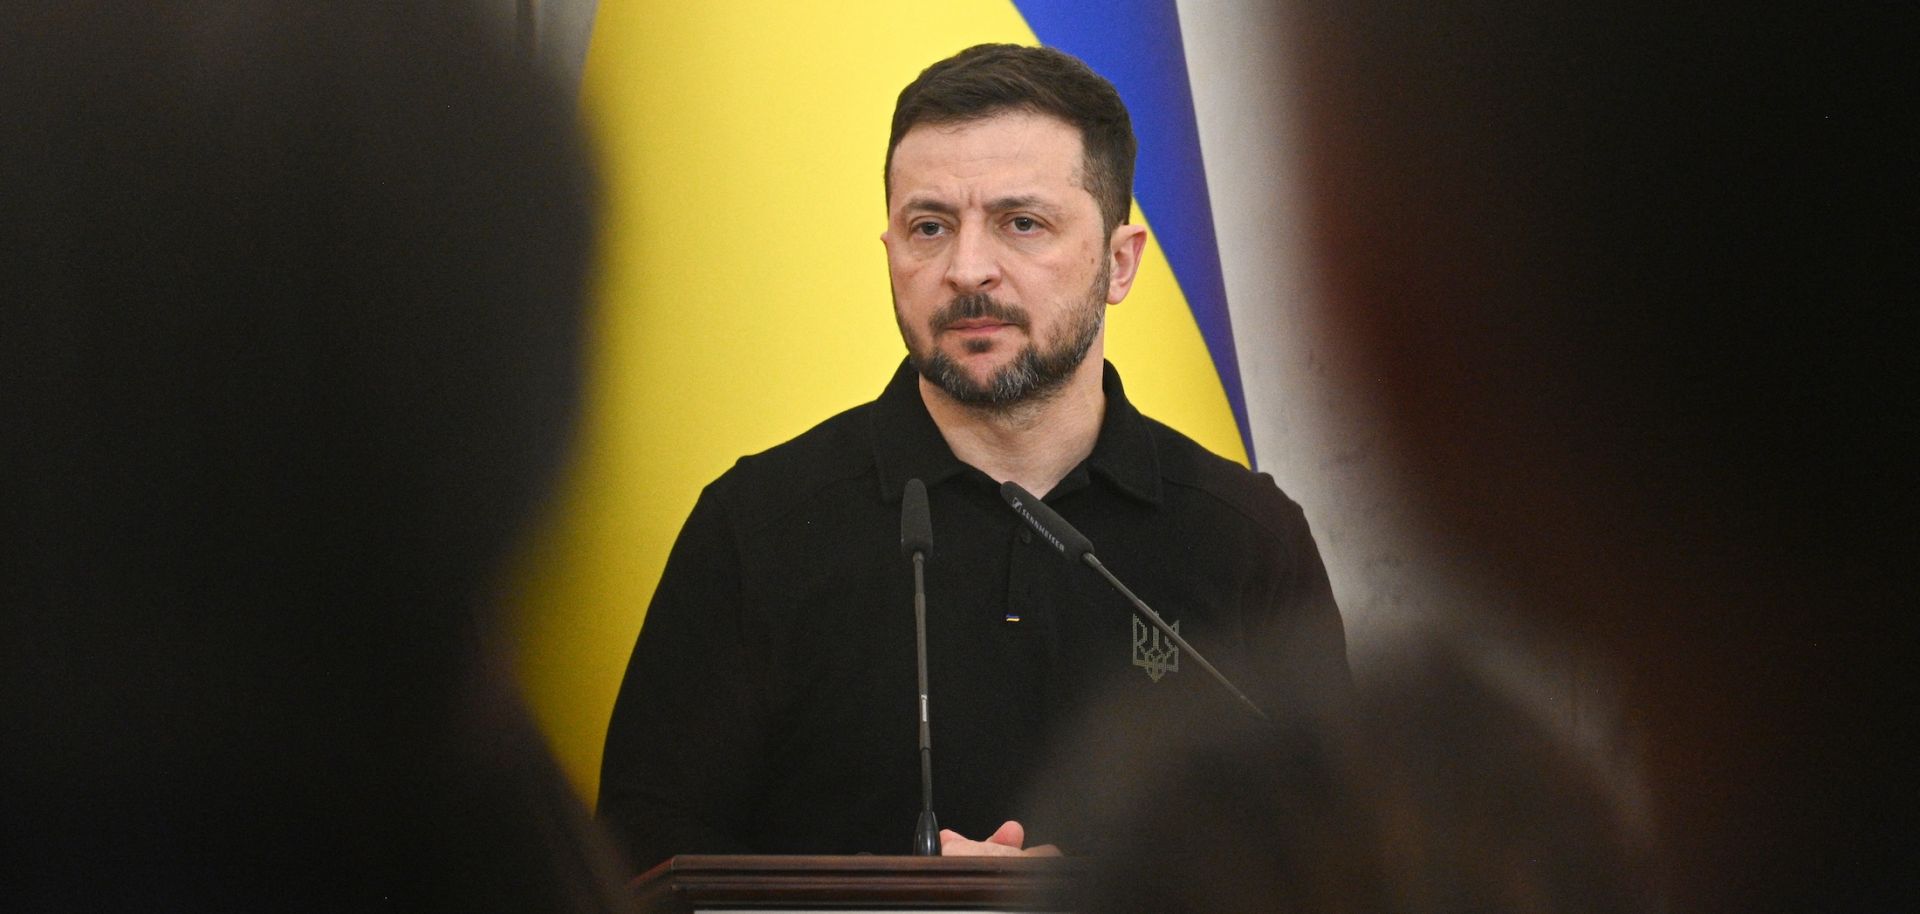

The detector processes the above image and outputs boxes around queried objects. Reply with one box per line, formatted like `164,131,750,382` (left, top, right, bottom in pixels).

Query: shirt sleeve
1252,493,1354,718
596,483,769,872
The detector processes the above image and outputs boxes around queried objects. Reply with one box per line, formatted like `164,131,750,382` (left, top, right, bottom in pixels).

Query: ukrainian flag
510,1,1266,802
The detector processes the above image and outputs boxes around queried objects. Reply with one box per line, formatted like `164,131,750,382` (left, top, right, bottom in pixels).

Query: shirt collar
871,360,972,501
1083,361,1163,505
870,358,1163,506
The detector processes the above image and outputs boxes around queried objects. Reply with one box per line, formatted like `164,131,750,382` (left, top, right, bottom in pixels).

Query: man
597,43,1348,869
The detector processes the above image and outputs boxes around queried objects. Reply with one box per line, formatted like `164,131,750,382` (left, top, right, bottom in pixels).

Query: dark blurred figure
1033,4,1905,913
1290,2,1902,913
1038,639,1662,913
2,2,629,910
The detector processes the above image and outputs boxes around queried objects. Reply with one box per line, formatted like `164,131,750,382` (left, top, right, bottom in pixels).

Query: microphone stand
1000,480,1270,722
911,547,939,855
1079,552,1269,722
901,478,940,855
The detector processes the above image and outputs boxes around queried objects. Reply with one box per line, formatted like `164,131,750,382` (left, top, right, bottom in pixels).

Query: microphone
899,478,940,856
998,481,1270,722
901,478,933,557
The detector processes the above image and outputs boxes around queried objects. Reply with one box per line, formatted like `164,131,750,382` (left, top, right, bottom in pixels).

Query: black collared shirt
598,360,1348,870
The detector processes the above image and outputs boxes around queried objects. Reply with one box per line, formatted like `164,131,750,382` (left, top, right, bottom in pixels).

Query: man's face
882,110,1135,408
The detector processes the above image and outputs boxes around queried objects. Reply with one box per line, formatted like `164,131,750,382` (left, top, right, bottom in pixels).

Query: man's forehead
887,111,1087,207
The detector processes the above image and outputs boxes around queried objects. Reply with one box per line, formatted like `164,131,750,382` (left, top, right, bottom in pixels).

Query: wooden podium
629,855,1081,914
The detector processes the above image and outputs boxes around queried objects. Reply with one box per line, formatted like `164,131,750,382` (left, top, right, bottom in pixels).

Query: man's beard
901,267,1107,411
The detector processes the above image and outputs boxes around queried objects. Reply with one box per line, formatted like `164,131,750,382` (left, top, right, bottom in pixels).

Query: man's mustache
931,293,1029,330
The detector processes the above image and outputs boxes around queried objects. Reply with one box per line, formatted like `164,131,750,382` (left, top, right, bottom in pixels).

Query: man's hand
938,820,1062,857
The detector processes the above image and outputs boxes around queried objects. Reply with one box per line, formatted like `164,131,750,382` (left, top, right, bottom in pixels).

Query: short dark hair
886,43,1136,235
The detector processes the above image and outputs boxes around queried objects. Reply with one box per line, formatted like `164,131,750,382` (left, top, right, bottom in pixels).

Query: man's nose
943,224,1000,292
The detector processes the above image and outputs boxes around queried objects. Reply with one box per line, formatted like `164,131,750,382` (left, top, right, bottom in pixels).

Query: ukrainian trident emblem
1131,615,1180,682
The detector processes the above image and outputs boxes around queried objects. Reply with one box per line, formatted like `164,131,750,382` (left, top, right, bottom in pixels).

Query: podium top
630,854,1082,913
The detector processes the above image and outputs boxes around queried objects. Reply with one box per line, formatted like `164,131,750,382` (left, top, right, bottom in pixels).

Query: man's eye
913,221,944,237
1009,216,1038,232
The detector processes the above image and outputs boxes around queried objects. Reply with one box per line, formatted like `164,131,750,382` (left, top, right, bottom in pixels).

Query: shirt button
1019,528,1033,544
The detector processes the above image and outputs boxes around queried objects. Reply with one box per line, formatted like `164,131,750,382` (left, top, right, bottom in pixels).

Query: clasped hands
937,820,1061,857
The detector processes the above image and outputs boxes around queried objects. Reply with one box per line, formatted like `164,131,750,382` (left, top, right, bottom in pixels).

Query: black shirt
597,360,1348,870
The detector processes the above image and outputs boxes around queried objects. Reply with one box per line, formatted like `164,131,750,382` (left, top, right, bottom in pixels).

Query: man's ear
1105,223,1148,304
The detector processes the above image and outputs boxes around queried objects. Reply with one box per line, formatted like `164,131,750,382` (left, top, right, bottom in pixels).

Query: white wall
1177,0,1439,650
1175,2,1615,745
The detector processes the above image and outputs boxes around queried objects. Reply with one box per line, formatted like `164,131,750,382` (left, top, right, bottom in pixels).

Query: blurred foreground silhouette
1035,3,1903,913
3,3,629,909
